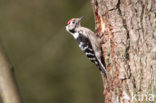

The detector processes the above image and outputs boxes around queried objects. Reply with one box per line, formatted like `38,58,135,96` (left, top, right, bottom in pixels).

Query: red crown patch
67,19,73,25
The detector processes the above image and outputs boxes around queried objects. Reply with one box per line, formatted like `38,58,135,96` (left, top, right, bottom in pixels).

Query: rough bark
92,0,156,103
0,44,22,103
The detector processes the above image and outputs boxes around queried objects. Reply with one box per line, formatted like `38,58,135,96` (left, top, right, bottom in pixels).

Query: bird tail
97,59,108,77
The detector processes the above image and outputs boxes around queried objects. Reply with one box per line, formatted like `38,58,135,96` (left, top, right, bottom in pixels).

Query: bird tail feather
97,59,107,77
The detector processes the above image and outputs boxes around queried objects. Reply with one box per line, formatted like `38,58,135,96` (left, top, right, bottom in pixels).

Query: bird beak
78,16,84,23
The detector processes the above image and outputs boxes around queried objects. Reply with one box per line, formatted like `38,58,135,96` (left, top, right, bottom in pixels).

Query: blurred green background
0,0,103,103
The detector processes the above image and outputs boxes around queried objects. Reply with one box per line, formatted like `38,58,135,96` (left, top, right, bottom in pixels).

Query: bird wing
87,30,102,59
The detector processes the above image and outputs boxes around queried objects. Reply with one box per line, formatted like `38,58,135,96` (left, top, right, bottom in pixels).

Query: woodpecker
65,16,107,77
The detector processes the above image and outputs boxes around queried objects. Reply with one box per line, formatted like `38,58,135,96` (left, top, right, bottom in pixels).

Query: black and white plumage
65,17,107,77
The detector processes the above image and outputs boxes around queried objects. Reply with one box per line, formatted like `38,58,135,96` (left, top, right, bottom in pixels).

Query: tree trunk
92,0,156,103
0,44,22,103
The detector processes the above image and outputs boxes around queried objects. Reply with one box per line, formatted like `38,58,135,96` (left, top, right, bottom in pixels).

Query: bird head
66,16,83,33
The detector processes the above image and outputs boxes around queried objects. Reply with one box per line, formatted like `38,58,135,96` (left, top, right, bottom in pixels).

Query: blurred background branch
0,42,21,103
